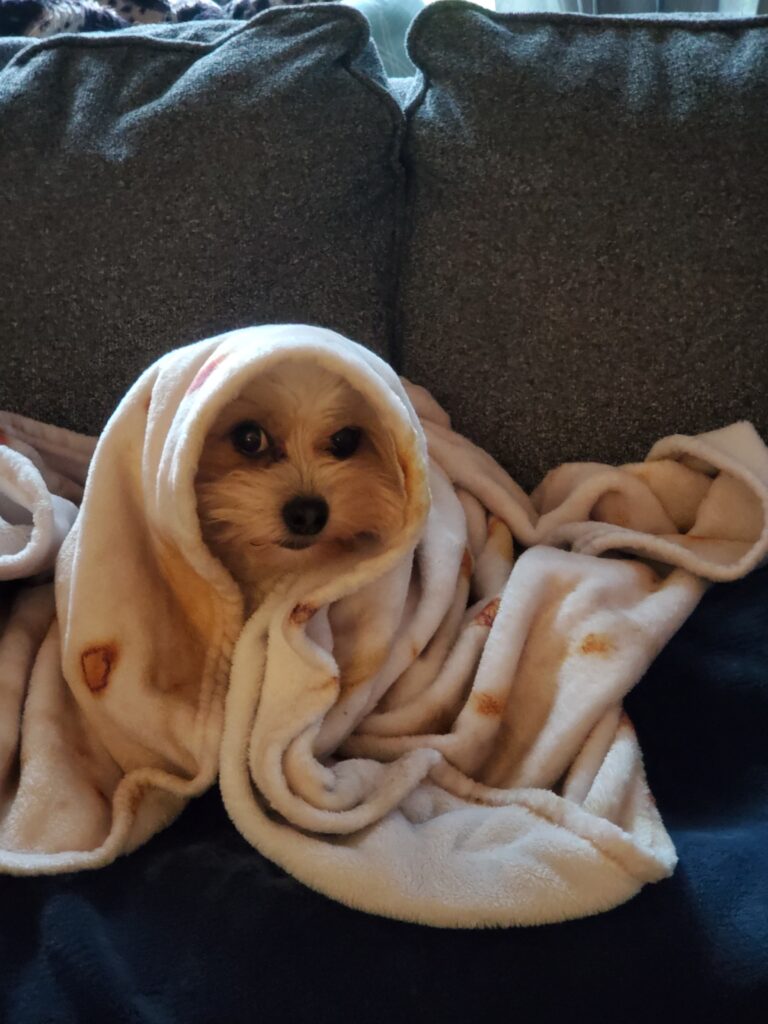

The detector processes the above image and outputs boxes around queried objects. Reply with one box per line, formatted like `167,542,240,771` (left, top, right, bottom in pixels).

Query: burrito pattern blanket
1,325,767,928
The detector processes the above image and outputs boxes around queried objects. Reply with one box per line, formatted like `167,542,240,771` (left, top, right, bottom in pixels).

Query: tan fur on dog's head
195,360,405,604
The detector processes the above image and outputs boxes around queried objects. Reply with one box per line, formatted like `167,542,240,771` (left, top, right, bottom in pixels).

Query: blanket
1,324,766,928
0,0,305,37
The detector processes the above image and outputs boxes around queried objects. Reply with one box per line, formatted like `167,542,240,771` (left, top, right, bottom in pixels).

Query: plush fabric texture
399,3,768,490
0,8,403,435
1,325,766,930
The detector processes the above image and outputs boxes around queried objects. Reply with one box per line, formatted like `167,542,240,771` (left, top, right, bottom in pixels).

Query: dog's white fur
195,360,404,609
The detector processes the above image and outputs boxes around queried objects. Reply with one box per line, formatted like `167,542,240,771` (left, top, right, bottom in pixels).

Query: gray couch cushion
399,3,768,490
0,9,403,433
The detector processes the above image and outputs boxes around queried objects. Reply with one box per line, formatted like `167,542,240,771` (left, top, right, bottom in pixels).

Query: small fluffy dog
195,360,404,610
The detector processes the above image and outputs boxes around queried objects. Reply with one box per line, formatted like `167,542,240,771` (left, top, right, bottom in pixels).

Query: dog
195,360,405,611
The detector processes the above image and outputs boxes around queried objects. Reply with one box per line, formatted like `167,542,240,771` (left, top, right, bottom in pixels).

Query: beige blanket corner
1,324,766,927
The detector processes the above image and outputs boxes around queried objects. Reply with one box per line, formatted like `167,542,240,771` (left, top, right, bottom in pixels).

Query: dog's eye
328,427,362,459
230,421,269,457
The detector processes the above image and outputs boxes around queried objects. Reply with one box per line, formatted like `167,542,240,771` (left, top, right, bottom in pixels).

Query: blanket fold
1,325,766,927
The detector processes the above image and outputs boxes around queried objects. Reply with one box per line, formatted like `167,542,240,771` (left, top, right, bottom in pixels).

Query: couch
0,3,766,1020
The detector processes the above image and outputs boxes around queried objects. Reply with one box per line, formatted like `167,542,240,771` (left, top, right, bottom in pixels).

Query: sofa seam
389,32,431,376
339,50,410,369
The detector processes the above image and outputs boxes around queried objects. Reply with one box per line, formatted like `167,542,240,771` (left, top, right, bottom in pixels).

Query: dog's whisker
278,539,316,551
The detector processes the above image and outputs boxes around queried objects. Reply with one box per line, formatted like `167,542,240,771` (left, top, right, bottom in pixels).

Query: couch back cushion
0,10,402,433
399,3,768,489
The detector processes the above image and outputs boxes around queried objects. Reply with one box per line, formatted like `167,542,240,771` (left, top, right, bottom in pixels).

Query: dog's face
195,361,404,594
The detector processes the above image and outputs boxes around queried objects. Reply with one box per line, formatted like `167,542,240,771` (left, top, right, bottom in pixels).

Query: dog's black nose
282,496,329,536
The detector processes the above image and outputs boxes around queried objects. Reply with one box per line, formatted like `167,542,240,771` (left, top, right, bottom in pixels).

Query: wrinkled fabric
1,324,766,928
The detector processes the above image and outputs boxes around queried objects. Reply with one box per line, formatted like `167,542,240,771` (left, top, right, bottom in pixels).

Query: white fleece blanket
1,325,767,928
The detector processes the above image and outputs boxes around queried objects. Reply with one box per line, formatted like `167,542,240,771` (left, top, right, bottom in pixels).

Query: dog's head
195,360,405,591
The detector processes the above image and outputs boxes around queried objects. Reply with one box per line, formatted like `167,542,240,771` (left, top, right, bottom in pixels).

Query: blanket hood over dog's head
145,325,429,582
52,325,429,858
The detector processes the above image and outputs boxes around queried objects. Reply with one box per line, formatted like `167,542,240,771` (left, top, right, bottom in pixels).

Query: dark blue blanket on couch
1,563,766,1024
